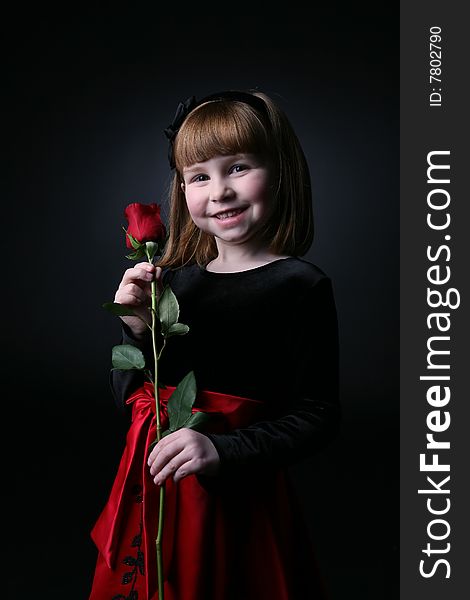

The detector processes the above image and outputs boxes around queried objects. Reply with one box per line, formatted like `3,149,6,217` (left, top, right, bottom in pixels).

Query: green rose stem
110,214,194,598
145,248,166,600
111,223,197,598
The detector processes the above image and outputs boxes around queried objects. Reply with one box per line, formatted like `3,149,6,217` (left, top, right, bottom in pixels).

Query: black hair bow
164,95,198,168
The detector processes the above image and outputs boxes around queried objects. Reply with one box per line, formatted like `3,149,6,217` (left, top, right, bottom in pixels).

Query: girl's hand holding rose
148,429,221,485
114,262,163,339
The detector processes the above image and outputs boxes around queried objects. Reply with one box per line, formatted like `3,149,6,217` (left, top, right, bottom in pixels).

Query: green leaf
111,344,146,370
167,370,197,431
166,322,189,337
158,285,180,334
126,247,146,260
183,411,214,432
161,411,215,439
126,231,143,250
102,302,138,317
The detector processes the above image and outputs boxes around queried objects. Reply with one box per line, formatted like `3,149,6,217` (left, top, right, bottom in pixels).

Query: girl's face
181,153,273,251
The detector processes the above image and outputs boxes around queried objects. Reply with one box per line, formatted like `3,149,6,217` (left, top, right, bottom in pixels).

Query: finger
120,264,155,287
151,448,190,483
135,261,155,270
154,456,193,486
147,435,168,465
172,460,200,484
147,436,186,474
115,283,148,305
147,430,187,464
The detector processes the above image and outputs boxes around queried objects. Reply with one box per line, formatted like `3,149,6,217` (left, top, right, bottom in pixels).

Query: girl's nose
209,177,234,202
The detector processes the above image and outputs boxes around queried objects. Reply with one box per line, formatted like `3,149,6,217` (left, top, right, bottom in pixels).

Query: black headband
163,90,269,169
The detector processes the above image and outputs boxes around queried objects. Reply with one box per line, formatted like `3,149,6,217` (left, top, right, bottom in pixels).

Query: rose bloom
124,203,166,248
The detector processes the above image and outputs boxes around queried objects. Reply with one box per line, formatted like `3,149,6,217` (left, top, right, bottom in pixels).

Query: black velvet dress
111,256,340,476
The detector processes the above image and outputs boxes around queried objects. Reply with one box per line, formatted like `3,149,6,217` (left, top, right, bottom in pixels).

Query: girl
90,90,340,600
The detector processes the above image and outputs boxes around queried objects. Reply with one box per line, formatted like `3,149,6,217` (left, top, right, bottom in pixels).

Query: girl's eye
230,164,248,174
192,174,209,183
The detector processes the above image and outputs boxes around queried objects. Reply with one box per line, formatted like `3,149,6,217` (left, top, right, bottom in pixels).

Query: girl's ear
180,182,185,193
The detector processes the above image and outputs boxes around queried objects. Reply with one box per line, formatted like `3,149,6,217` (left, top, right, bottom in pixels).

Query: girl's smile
182,153,273,250
211,205,249,224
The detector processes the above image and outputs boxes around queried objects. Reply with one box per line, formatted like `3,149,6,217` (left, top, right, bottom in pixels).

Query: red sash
89,383,328,599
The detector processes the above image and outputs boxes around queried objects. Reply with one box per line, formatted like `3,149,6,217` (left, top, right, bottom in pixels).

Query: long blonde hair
157,91,314,269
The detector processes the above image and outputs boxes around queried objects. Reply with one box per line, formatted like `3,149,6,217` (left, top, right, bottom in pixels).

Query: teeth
216,208,243,220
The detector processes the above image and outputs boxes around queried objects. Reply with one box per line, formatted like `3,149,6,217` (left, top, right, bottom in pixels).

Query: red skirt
89,382,328,600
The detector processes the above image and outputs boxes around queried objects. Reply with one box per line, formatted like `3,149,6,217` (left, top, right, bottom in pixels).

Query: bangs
173,101,271,171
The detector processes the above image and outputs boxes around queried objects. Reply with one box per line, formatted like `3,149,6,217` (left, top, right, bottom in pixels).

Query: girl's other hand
147,429,221,485
114,262,163,339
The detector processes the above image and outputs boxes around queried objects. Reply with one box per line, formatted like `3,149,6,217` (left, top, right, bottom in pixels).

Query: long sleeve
204,277,340,475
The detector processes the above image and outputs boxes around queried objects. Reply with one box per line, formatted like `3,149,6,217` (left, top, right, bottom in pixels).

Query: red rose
124,203,166,248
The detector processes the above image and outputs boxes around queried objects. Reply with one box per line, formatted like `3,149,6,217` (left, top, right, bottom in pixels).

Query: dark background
7,3,398,598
